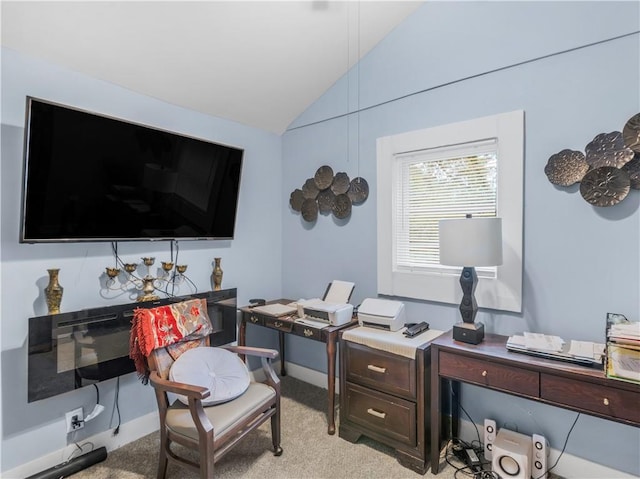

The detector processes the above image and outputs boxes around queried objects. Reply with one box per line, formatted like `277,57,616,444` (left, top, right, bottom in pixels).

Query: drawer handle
366,408,386,419
303,328,314,337
367,364,387,374
603,398,610,406
482,370,488,377
274,321,283,328
250,316,259,323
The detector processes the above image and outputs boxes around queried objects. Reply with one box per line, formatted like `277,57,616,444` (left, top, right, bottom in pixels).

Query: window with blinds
394,139,498,276
376,110,523,312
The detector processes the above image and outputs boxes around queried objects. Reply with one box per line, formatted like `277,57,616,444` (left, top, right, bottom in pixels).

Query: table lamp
439,215,503,344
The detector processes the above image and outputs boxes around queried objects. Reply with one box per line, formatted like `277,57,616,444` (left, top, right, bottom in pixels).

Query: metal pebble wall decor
289,165,369,223
544,113,640,207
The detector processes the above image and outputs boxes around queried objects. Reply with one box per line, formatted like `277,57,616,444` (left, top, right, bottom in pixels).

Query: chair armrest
148,371,211,401
221,346,280,391
222,345,279,360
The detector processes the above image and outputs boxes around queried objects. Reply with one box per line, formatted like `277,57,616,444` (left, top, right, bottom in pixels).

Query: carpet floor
72,376,459,478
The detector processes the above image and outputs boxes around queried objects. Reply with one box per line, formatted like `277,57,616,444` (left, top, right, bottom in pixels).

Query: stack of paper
506,333,604,366
605,316,640,384
523,332,565,353
251,302,298,317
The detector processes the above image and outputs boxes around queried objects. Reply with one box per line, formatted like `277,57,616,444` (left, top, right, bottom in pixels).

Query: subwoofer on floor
491,428,532,479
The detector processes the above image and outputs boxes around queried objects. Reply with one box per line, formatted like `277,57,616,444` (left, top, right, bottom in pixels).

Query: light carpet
73,376,458,478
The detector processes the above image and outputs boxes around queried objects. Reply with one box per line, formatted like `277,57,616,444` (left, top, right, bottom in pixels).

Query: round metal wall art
289,165,369,223
301,198,318,222
622,113,640,153
579,166,630,207
544,112,639,206
317,189,336,213
585,132,634,169
302,178,319,199
347,177,369,204
544,149,589,186
289,189,304,212
331,172,351,195
333,193,352,219
622,158,640,189
314,165,334,190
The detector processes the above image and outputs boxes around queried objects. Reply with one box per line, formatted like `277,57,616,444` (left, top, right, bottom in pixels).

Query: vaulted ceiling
1,1,423,134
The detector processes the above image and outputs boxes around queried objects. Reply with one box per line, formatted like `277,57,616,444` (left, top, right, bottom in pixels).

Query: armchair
146,339,283,479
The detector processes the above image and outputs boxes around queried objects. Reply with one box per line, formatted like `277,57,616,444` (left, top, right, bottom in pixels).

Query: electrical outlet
65,407,84,433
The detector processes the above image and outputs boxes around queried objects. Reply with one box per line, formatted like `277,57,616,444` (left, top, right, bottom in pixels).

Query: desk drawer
345,341,416,399
541,375,640,424
246,314,264,326
263,317,294,333
439,351,539,397
343,382,416,446
292,323,322,341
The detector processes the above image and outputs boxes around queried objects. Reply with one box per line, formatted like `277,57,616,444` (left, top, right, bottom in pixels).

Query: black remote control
404,321,430,337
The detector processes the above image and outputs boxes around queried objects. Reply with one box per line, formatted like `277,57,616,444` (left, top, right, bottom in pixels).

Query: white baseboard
6,360,326,479
7,363,630,479
457,418,637,478
2,412,159,479
274,360,340,394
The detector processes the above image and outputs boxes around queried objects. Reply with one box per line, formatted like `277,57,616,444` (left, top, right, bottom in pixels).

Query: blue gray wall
281,1,639,475
1,1,639,475
0,49,283,471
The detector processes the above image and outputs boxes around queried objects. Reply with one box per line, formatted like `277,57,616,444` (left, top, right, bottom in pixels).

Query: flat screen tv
20,97,243,243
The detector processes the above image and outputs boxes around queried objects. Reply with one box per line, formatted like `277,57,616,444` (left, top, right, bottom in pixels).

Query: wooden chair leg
157,439,169,479
271,407,283,456
199,432,215,479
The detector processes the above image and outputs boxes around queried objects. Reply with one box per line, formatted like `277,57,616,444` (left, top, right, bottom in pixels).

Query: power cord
445,367,582,479
66,441,95,463
111,376,121,435
450,382,483,448
532,412,580,479
446,438,496,479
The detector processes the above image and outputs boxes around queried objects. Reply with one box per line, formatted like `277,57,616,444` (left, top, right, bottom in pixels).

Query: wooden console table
239,299,358,435
429,331,640,474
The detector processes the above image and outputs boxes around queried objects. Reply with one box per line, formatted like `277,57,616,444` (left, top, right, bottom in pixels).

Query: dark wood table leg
326,331,337,435
430,346,441,474
279,331,286,376
238,317,247,363
451,379,460,440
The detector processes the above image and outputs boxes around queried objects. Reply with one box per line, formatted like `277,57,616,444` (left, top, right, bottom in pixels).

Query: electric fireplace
28,289,237,402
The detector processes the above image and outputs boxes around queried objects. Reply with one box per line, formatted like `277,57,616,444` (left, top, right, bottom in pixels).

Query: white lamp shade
439,217,503,267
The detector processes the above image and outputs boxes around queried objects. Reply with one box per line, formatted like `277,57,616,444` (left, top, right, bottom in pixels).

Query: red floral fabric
129,298,213,382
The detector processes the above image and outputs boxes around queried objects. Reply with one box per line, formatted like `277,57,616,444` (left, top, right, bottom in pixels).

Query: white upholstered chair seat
165,383,276,441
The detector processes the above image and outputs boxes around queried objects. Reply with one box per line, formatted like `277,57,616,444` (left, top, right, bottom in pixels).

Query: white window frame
376,110,524,313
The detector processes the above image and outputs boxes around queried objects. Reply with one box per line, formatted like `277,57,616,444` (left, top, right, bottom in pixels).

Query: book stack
506,332,605,367
605,315,640,384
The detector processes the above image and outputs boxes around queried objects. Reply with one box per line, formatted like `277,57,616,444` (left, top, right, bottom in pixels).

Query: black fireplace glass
28,289,237,402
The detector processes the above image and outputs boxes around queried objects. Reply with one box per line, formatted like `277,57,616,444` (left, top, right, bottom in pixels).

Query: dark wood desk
239,299,358,435
429,331,640,474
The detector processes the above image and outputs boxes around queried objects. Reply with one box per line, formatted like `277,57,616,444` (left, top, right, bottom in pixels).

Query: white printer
299,299,354,326
296,280,355,327
357,298,406,331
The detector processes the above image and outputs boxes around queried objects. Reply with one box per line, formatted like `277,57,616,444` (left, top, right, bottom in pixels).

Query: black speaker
26,446,107,479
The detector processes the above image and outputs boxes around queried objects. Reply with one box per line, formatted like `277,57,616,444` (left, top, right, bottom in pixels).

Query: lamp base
453,321,485,344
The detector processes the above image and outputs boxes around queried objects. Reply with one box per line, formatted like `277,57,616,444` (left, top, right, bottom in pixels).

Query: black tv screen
20,97,243,243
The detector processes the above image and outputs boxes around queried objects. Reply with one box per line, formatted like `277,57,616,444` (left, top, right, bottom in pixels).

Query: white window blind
394,139,498,275
377,110,523,313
